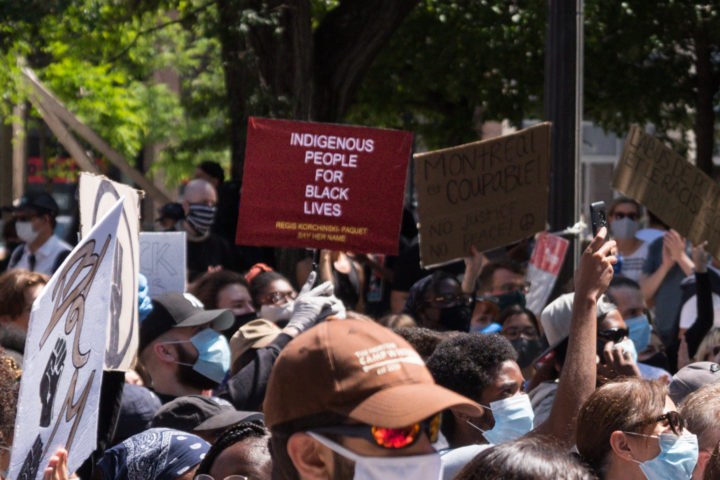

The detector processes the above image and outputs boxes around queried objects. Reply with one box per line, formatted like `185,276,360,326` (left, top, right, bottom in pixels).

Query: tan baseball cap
229,319,282,366
263,319,483,429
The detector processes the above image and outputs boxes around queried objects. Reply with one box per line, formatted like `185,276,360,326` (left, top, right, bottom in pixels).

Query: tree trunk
693,31,717,176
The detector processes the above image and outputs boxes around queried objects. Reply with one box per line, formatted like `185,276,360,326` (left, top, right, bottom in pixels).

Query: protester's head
0,269,48,332
473,260,527,328
647,210,669,230
182,179,217,237
9,192,60,245
157,202,184,231
498,305,543,369
195,422,271,480
0,351,20,474
194,161,225,189
264,319,482,480
248,270,297,323
606,276,652,354
670,362,720,405
403,271,472,332
229,319,282,374
98,428,210,480
138,292,234,395
190,270,255,321
607,198,642,241
392,326,453,360
680,381,720,479
454,436,597,480
150,395,263,443
577,378,697,479
703,440,720,480
112,384,162,445
426,333,527,447
695,328,720,363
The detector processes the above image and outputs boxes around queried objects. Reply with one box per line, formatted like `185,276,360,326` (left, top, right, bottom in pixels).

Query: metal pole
574,0,584,270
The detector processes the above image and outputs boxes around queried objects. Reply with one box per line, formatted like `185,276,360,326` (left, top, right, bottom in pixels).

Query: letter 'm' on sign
414,123,551,267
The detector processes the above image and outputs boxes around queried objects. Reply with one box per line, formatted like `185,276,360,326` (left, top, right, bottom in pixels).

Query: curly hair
189,270,249,310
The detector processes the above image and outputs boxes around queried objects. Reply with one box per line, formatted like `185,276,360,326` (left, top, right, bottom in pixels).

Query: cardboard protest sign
414,123,551,267
139,232,186,297
8,199,122,480
525,232,569,315
79,173,141,371
612,126,720,259
235,117,413,254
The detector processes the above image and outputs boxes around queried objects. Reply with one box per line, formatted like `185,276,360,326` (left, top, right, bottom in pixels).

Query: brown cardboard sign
612,126,720,259
414,123,551,267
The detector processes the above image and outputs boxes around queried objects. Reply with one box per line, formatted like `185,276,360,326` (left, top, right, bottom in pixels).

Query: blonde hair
695,328,720,362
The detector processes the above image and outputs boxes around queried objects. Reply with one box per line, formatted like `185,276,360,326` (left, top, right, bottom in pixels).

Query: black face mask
222,312,259,340
438,305,472,332
510,337,544,368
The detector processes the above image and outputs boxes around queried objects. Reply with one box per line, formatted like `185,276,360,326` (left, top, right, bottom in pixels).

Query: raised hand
40,338,67,427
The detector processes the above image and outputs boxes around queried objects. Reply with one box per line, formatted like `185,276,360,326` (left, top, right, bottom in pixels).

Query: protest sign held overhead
8,199,122,480
613,126,720,259
78,173,141,371
525,232,569,316
414,123,551,267
235,117,413,254
139,231,186,297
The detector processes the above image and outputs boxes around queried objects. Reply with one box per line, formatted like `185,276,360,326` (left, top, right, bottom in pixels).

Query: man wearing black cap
138,291,235,403
4,192,71,275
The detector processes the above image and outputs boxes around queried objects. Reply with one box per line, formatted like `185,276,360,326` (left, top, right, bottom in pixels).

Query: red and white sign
235,117,413,254
525,232,569,315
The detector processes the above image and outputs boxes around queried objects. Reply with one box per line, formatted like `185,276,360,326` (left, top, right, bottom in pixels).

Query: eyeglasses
597,327,629,343
424,293,473,308
263,290,297,305
502,326,538,339
629,411,686,436
310,414,441,449
195,475,248,480
491,281,531,295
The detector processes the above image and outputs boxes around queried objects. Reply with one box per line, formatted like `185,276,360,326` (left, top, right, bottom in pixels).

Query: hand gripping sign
235,117,413,255
9,199,122,480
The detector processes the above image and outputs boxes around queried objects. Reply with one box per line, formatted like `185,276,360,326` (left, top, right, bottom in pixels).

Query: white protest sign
139,232,186,297
9,199,122,480
525,232,569,316
79,173,141,371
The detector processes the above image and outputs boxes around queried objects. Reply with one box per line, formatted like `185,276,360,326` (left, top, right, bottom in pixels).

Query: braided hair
195,421,268,475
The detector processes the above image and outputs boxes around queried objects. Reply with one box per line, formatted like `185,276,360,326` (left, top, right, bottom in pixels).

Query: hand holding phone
590,201,608,237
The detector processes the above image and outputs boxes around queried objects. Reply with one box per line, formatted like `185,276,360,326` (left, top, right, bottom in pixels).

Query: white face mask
260,301,295,323
307,432,443,480
15,221,38,243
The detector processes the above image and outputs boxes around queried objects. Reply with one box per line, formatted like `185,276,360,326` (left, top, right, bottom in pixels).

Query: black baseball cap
157,202,185,222
3,192,59,216
150,395,263,433
139,292,234,352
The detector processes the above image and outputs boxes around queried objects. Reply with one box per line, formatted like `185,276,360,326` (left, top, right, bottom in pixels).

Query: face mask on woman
626,432,698,480
467,394,535,444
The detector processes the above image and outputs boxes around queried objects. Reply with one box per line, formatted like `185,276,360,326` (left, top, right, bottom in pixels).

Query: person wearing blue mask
430,228,618,479
577,377,698,480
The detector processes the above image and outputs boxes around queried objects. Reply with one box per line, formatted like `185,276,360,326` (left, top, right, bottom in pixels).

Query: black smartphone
590,201,608,237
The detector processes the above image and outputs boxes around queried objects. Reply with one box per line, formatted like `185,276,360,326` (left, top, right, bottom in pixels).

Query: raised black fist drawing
18,434,43,480
40,338,66,427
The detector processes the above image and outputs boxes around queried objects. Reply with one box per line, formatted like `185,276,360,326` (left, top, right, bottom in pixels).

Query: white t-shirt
621,241,649,283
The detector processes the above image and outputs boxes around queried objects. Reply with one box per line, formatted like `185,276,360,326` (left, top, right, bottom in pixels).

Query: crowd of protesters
0,163,719,480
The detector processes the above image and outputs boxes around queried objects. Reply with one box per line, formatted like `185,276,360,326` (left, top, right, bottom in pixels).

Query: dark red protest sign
236,117,413,254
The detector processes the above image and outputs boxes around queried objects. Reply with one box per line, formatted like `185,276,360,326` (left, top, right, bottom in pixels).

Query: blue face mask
626,315,651,353
467,394,535,444
628,432,698,480
165,328,231,383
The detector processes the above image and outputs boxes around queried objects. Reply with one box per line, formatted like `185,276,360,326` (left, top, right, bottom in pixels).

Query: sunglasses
630,411,686,436
598,327,629,343
310,414,441,449
263,290,297,305
425,294,473,309
491,281,531,295
612,212,639,221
